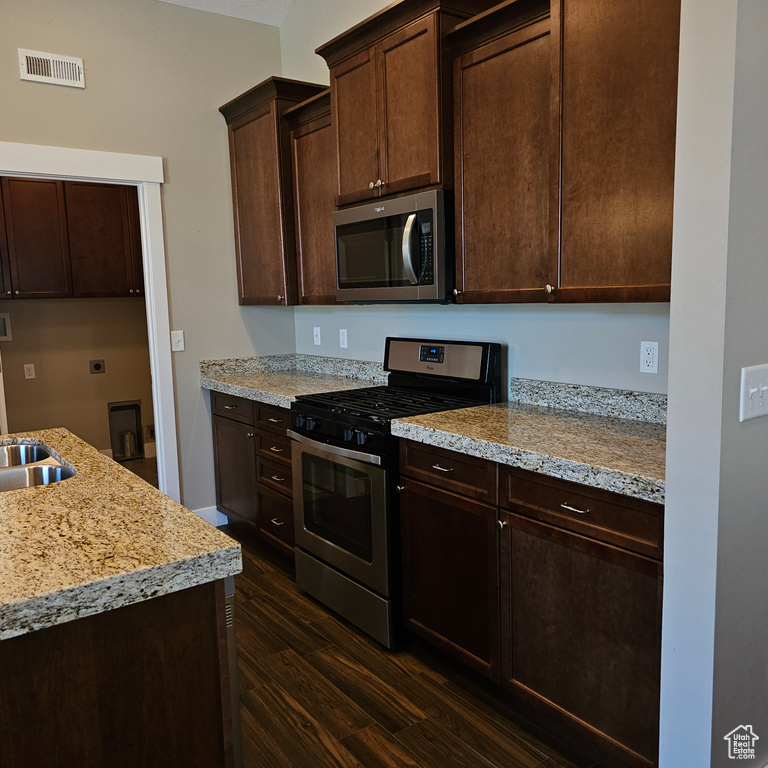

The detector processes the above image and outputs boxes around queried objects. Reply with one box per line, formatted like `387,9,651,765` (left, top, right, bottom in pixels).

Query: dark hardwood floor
121,455,158,488
222,524,604,768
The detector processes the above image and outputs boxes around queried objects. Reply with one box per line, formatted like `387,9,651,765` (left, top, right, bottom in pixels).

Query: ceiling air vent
18,49,85,88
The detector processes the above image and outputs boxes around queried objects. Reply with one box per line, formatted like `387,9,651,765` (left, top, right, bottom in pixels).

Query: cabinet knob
277,295,284,302
246,432,254,438
15,291,19,295
129,289,134,294
369,181,375,190
375,179,384,188
545,284,555,294
453,289,461,297
396,485,405,493
497,520,508,530
5,291,10,295
136,289,142,295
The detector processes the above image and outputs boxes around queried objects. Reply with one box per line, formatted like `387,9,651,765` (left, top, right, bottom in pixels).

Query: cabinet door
229,105,294,305
212,414,257,524
500,510,661,765
65,182,137,298
400,479,499,678
454,19,552,303
126,185,144,296
291,112,338,304
555,0,680,301
1,177,72,299
0,183,9,296
377,14,441,198
332,49,380,206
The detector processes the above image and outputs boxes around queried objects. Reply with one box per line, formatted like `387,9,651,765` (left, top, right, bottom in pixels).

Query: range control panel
419,345,445,364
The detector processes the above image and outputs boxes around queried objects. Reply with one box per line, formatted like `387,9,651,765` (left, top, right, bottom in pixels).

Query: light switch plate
171,330,185,352
739,363,768,422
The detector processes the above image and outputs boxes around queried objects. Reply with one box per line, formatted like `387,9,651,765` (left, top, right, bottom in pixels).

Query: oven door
289,430,390,597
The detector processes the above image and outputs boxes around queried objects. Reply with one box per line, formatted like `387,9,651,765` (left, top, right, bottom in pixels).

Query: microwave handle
401,213,420,285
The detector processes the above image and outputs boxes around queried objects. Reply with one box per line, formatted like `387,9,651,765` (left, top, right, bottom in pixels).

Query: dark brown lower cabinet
211,395,295,557
212,414,258,524
0,581,235,768
400,479,499,679
501,511,662,768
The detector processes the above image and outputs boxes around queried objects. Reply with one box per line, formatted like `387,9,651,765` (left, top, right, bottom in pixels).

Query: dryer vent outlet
18,49,85,88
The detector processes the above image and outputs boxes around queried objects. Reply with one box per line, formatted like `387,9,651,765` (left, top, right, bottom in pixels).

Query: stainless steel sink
0,443,52,467
0,463,76,492
0,441,75,491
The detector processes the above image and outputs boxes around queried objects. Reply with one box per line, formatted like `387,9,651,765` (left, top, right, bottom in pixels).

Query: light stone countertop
0,428,241,641
391,402,666,505
201,369,380,409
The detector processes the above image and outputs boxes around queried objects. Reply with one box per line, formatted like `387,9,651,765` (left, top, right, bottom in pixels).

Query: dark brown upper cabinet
452,0,552,303
0,177,73,299
220,77,326,306
317,0,499,208
65,181,144,298
450,0,680,304
285,90,340,305
554,0,680,302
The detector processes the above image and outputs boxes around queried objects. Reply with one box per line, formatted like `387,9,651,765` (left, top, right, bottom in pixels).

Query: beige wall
0,299,154,452
0,0,292,510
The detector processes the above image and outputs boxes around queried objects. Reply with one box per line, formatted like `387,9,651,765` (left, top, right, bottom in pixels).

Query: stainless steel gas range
289,337,504,648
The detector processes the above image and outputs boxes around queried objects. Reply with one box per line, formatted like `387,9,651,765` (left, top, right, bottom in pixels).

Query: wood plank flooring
223,525,606,768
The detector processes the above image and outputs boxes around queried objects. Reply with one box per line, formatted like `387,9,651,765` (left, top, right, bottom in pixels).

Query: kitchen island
0,428,241,768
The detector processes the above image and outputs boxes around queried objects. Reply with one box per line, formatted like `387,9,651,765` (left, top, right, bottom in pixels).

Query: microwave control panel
419,345,445,364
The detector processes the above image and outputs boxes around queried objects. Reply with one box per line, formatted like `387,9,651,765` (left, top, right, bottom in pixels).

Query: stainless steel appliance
289,337,503,647
334,190,451,303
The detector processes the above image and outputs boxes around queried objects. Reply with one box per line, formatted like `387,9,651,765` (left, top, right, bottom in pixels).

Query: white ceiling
157,0,294,27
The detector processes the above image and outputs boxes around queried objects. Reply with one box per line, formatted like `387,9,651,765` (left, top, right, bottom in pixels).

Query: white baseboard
193,506,229,527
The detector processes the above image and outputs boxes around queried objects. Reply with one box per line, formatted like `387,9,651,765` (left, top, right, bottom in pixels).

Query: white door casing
0,141,181,502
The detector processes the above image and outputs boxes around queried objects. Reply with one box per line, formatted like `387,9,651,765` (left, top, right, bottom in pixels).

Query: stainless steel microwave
334,189,450,303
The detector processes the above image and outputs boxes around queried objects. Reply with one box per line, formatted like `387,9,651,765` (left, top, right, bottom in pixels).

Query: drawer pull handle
271,475,285,482
432,464,454,473
561,502,589,515
223,404,237,410
270,518,285,526
268,418,282,423
269,446,284,453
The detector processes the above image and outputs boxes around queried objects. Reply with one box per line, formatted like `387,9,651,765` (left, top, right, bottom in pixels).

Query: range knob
355,430,369,446
342,427,355,443
305,416,320,431
294,414,306,429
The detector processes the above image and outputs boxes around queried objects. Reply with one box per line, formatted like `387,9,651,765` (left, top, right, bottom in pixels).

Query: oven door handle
287,429,383,466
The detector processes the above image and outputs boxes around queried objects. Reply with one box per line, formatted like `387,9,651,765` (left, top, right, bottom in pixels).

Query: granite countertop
200,353,387,409
391,402,666,505
0,428,241,641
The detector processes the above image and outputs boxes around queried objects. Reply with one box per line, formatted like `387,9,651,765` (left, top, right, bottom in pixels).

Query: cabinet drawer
499,466,663,559
400,440,497,503
211,392,254,424
257,483,295,557
257,456,293,497
255,432,292,465
255,403,290,435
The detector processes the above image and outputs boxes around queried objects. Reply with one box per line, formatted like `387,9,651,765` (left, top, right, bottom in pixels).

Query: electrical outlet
23,363,35,380
739,363,768,422
144,424,155,442
89,359,105,374
339,328,348,348
640,341,659,374
313,326,321,346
